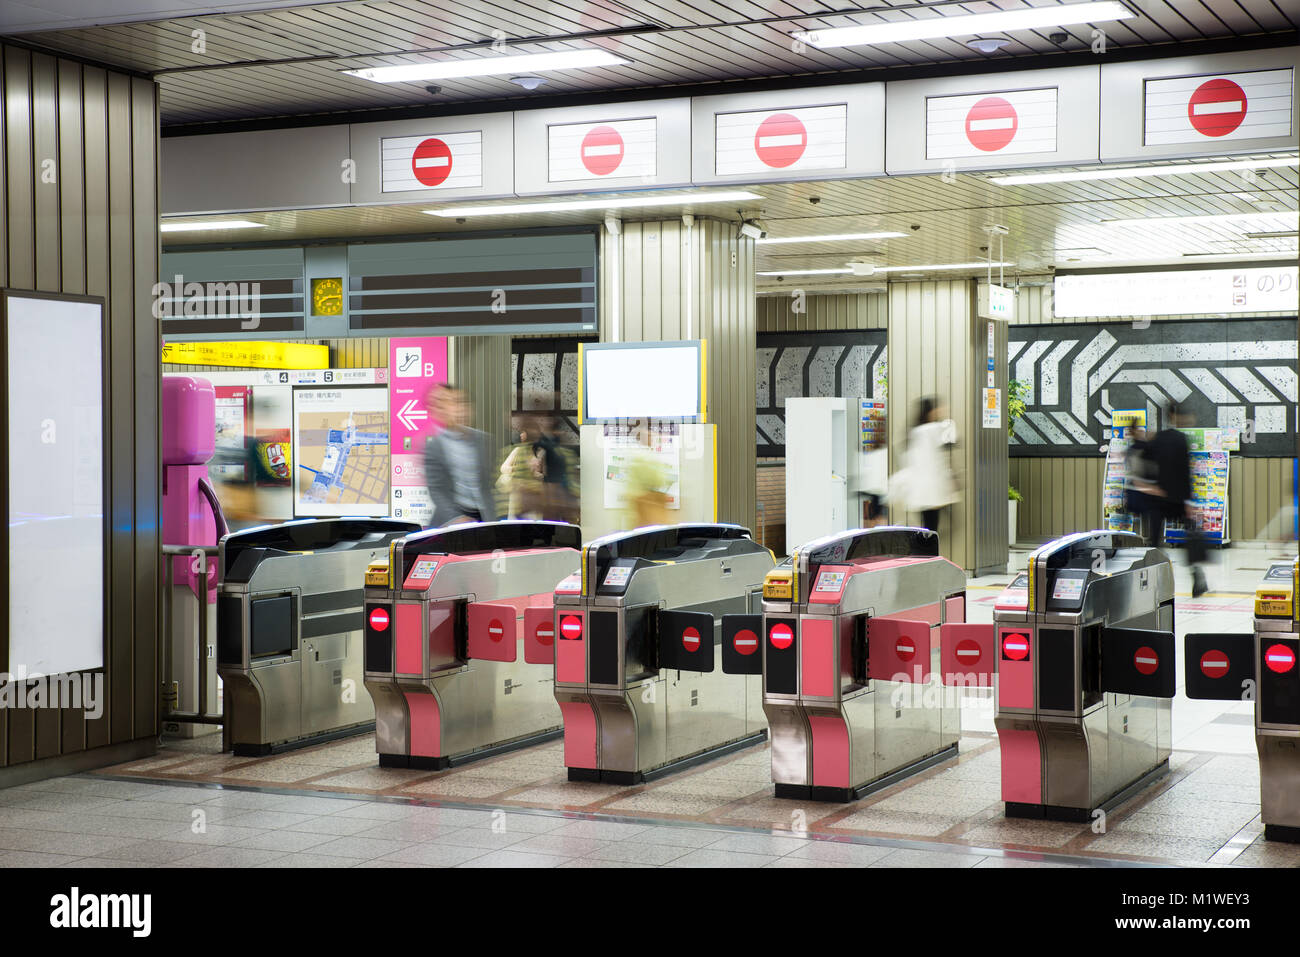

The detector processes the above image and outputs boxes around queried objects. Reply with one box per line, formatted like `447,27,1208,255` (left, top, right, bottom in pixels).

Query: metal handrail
160,544,223,726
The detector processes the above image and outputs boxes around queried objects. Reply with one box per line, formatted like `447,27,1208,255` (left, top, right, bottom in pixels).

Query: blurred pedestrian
499,416,545,519
1137,403,1209,596
534,412,579,524
423,383,500,527
858,428,889,527
895,396,959,534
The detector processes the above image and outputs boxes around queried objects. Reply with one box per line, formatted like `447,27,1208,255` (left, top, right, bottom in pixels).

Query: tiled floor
5,542,1294,867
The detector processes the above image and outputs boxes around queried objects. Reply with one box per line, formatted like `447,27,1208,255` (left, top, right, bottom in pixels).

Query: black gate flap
1101,627,1176,698
1184,633,1255,701
721,615,763,675
659,609,715,673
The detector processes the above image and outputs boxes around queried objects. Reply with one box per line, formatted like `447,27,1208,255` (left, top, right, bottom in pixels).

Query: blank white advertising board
5,292,104,678
582,342,703,420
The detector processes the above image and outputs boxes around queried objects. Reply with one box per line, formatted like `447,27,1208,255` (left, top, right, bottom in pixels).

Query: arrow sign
397,399,428,431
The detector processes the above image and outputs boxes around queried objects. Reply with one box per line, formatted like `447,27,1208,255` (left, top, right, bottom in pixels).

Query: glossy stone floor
7,542,1292,868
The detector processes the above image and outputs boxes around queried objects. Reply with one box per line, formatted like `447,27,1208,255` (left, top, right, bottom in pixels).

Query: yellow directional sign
161,340,328,370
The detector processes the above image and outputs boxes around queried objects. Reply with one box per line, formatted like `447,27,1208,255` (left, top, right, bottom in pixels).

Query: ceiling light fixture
343,48,627,84
1101,211,1299,227
795,1,1133,48
510,75,547,90
159,219,267,232
757,231,908,244
427,190,762,217
992,156,1298,185
756,268,854,276
756,261,1014,277
966,37,1010,53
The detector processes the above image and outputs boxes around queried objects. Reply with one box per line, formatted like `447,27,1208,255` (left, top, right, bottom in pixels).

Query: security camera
1049,31,1069,44
910,224,921,231
739,220,767,241
809,197,821,205
425,85,442,96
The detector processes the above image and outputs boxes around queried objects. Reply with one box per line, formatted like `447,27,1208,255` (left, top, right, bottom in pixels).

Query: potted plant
1006,379,1029,546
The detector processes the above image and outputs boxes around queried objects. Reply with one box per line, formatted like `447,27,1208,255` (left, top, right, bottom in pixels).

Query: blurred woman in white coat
897,396,959,533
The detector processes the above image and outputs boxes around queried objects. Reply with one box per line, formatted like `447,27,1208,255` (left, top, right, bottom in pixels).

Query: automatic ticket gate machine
1184,558,1300,842
546,524,775,784
217,518,420,755
363,521,581,769
994,531,1178,821
719,527,995,802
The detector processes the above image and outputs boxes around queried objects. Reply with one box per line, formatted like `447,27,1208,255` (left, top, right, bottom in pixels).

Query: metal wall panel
0,46,160,772
756,292,887,331
450,335,514,473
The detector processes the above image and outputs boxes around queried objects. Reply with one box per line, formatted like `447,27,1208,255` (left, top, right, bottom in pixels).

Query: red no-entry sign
954,638,983,665
965,96,1019,152
535,622,555,646
1134,646,1160,676
754,113,807,168
733,629,759,656
1266,643,1296,674
411,137,454,187
770,623,794,650
1199,650,1230,679
560,615,583,640
368,607,390,631
488,619,505,643
682,626,701,653
1002,633,1030,661
1188,78,1248,138
896,636,916,662
581,124,625,176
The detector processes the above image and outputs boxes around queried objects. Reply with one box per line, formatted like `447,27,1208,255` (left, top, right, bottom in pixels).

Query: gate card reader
721,526,993,802
995,530,1176,821
1184,557,1300,842
217,518,420,756
547,523,775,785
363,520,581,770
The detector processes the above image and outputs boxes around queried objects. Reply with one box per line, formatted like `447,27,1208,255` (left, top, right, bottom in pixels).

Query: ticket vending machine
543,524,775,784
994,531,1177,820
718,527,996,802
363,521,580,769
1184,557,1300,842
217,518,419,755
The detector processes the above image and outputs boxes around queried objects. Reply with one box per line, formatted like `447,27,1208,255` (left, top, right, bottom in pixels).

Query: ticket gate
363,521,580,769
217,518,419,755
543,524,775,784
1185,557,1300,842
994,531,1177,820
719,526,994,802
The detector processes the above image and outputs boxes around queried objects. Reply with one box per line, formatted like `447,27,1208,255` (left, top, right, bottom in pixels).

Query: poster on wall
389,337,447,526
602,425,681,510
1102,409,1145,533
292,386,391,517
213,386,250,479
1166,429,1231,546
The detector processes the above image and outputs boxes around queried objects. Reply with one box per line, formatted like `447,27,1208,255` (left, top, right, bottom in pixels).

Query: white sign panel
926,88,1058,159
381,131,484,193
548,118,657,182
1054,266,1300,318
715,104,847,176
292,386,391,517
1145,69,1293,145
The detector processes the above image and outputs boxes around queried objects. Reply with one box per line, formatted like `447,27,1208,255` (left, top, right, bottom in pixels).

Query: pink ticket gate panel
1183,558,1300,842
721,526,971,802
994,531,1176,822
362,521,580,770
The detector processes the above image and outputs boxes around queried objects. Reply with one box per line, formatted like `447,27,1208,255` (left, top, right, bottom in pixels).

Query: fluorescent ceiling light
756,268,853,276
427,191,761,217
160,219,266,233
757,231,908,244
757,261,1013,276
796,1,1133,48
992,156,1297,185
1102,211,1299,227
344,49,627,84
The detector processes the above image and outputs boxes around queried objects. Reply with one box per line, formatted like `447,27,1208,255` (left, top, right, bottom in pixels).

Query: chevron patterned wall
755,331,888,458
1009,317,1298,458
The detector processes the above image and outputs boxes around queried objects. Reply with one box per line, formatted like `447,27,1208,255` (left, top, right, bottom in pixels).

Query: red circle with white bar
368,607,390,631
488,619,505,643
581,124,625,176
733,629,759,656
1187,78,1248,138
1265,643,1296,674
535,621,555,646
965,96,1019,152
770,623,794,650
560,615,583,640
895,636,916,662
682,626,701,653
754,113,807,169
955,638,983,666
1199,650,1230,679
1133,646,1159,676
411,137,454,187
1002,633,1030,661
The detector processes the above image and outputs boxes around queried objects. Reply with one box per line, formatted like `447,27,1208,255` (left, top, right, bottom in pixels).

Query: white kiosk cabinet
785,397,862,550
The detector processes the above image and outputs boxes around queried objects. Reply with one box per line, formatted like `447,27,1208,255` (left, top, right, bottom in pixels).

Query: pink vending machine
162,376,228,736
